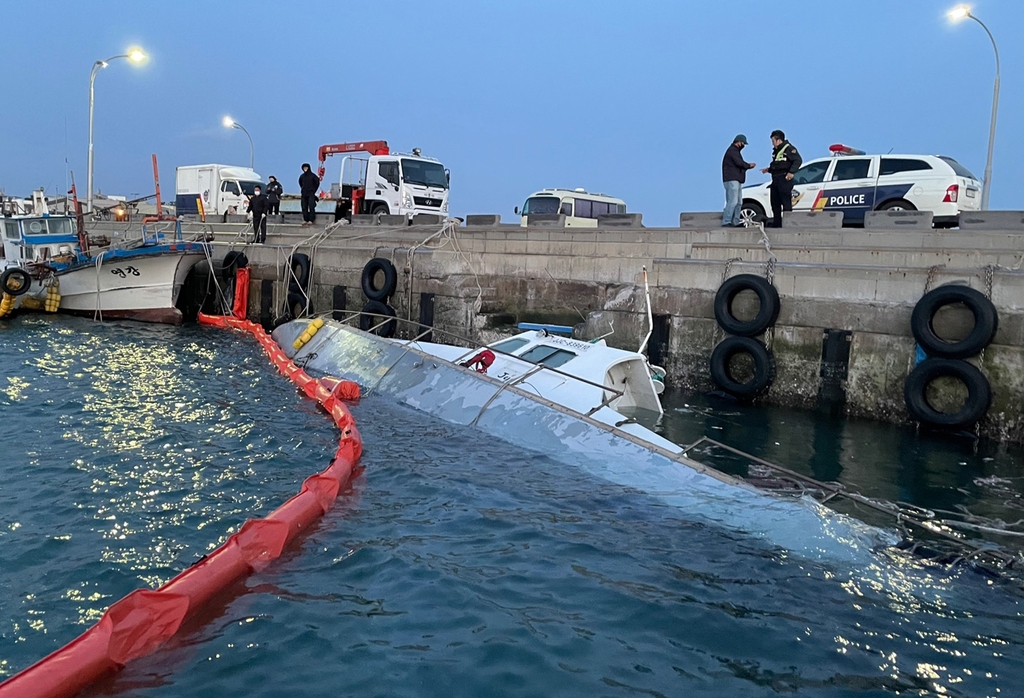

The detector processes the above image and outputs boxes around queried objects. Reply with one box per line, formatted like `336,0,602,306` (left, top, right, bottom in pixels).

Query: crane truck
316,140,450,219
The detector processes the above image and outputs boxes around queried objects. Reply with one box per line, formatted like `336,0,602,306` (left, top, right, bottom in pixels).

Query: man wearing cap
721,135,756,227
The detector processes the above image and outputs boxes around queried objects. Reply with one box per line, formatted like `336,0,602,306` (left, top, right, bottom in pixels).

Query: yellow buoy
0,293,15,318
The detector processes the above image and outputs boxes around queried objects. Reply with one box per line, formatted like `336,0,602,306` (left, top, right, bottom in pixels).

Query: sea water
1,316,1021,697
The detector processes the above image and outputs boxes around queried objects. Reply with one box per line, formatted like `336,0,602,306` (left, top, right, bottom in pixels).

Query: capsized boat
0,211,207,325
272,317,901,564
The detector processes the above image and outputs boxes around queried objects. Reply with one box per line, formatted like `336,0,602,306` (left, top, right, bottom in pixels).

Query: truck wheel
372,204,389,217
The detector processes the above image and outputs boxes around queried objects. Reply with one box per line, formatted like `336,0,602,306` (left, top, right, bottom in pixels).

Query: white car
740,146,982,227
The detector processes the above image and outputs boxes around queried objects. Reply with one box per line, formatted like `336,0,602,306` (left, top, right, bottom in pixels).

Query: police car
740,145,982,227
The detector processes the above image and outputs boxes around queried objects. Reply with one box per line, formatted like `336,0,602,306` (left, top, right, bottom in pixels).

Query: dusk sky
1,0,1020,226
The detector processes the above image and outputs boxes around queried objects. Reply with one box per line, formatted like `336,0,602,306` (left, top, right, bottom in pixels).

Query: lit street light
87,48,146,212
223,116,255,169
948,4,1000,210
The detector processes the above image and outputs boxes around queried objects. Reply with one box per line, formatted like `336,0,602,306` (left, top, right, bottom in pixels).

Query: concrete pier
94,212,1024,441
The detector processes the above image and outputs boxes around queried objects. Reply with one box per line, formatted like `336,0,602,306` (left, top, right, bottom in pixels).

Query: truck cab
176,164,264,218
320,142,449,219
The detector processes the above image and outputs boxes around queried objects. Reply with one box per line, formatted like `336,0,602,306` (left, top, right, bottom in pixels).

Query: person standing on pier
299,164,320,226
761,130,802,228
721,134,756,227
266,175,283,216
247,185,269,243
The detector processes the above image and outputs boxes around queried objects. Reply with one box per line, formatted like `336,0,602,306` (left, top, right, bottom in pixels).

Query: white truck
175,164,264,219
316,140,449,219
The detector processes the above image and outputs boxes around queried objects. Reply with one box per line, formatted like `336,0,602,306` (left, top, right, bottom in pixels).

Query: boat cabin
1,216,81,269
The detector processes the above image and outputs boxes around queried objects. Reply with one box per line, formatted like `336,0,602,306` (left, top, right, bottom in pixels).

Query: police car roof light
829,144,866,157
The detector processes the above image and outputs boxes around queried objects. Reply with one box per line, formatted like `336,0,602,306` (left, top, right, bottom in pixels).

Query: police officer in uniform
761,129,802,228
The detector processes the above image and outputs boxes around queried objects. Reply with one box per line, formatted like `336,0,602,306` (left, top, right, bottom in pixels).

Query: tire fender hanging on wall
904,358,992,428
361,257,398,302
910,285,998,359
709,335,775,399
713,274,781,337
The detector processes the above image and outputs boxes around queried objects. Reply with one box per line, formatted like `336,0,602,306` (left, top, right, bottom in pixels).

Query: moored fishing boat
0,203,207,324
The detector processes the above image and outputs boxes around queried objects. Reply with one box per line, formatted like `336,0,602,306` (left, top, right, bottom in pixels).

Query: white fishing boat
0,208,207,325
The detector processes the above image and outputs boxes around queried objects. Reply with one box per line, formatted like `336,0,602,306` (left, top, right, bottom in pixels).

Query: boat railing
323,309,628,403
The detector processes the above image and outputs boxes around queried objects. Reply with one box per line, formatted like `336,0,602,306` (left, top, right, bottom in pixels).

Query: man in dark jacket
721,134,756,227
247,185,269,243
298,164,320,226
266,176,283,216
761,129,802,228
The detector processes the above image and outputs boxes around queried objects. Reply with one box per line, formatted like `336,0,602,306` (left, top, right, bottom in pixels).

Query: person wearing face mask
247,185,269,243
721,134,756,227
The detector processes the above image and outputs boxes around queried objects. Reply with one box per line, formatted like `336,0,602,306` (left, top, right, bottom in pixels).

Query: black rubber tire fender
1,268,32,297
904,358,991,428
911,284,997,359
709,335,775,398
359,299,397,338
361,257,398,302
287,253,312,290
221,251,249,275
286,291,311,319
714,274,780,337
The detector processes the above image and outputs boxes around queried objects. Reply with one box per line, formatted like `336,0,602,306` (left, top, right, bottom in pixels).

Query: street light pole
223,117,255,169
87,49,146,213
949,6,1000,210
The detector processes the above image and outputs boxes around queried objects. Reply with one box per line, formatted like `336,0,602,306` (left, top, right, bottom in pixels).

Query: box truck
175,165,264,218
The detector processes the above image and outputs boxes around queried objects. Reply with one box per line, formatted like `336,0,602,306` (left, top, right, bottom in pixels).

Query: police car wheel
741,202,766,223
877,199,916,212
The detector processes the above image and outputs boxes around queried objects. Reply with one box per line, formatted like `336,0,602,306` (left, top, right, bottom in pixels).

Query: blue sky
0,0,1020,226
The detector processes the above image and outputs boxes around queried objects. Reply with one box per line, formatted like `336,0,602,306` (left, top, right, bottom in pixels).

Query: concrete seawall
94,213,1024,441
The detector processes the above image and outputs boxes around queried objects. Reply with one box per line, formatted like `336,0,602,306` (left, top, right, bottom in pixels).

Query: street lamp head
948,4,971,22
128,48,146,63
222,116,236,129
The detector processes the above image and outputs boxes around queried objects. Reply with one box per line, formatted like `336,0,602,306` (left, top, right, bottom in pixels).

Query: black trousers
268,200,280,215
253,213,267,243
769,177,793,227
300,194,317,222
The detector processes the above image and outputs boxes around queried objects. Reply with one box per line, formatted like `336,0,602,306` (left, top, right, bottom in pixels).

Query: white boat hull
54,252,206,324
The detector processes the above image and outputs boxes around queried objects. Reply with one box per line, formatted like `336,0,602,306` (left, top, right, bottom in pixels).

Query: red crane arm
316,140,390,179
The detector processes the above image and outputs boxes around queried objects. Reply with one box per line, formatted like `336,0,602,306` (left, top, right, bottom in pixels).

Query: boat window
519,345,577,368
47,218,74,236
24,219,47,235
490,338,529,354
3,221,19,239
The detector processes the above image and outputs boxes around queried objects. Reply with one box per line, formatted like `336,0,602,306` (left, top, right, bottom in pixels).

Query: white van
175,164,264,218
516,188,626,227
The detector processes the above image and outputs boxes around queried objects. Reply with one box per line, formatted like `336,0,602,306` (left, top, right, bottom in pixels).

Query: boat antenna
638,265,655,355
